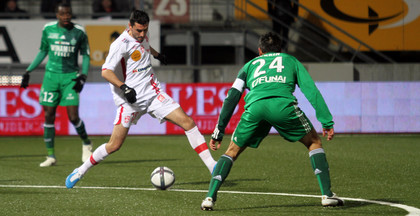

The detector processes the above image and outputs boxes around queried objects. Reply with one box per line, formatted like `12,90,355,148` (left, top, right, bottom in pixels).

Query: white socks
77,127,217,175
78,143,109,175
185,126,217,173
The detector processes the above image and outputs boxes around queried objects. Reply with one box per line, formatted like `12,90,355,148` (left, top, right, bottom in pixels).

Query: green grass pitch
1,134,419,215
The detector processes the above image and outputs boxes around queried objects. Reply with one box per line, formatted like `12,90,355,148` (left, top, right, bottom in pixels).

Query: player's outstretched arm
322,128,334,141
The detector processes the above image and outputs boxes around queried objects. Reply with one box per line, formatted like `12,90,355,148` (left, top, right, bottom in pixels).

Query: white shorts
113,92,180,128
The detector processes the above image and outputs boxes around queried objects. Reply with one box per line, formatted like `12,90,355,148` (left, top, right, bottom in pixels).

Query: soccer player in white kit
65,10,217,188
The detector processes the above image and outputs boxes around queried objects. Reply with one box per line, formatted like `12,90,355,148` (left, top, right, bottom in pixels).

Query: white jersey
102,30,161,106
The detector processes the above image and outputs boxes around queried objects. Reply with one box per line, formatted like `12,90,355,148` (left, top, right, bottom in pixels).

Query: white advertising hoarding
0,19,160,65
1,82,419,136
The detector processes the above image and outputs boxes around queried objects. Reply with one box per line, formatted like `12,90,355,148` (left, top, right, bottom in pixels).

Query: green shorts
232,97,313,148
39,72,80,107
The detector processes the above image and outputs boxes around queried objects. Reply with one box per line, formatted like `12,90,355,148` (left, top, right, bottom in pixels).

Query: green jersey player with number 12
201,32,344,210
20,2,93,167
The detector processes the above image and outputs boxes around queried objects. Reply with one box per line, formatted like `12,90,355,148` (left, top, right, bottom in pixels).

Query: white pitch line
1,184,419,216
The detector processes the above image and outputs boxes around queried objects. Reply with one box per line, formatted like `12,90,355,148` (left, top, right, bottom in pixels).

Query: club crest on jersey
131,50,141,61
70,38,77,45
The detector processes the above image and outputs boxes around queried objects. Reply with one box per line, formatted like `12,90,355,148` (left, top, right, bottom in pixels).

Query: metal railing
234,0,395,63
1,0,396,63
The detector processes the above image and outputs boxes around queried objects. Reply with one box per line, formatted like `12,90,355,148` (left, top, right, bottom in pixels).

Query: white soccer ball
150,166,175,190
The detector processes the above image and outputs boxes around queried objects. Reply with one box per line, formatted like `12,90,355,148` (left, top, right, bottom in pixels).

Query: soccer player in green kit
20,2,92,167
201,32,344,210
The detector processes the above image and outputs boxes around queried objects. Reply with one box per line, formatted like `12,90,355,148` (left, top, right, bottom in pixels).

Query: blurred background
1,0,419,135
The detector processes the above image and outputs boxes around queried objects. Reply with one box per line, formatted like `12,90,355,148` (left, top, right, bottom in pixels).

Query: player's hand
322,128,334,141
154,53,167,65
72,74,87,93
120,84,137,104
209,139,221,151
20,72,30,89
210,127,224,150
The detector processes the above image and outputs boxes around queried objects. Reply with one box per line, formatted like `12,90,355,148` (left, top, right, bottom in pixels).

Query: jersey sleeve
27,27,49,72
295,60,334,129
102,42,124,71
216,70,247,133
79,29,90,56
40,27,49,52
79,28,90,75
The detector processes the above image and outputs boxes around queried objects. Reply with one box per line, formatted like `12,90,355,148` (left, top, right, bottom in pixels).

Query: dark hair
55,2,72,13
129,10,150,26
258,32,282,53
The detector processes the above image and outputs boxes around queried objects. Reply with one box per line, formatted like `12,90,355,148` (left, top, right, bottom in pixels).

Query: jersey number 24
252,56,284,78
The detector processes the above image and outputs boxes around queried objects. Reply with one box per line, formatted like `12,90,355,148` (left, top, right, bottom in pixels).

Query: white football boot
39,156,57,167
322,193,344,207
201,197,214,211
82,143,93,163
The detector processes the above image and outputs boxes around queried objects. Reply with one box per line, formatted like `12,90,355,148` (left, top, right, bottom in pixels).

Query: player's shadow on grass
0,154,45,159
178,178,264,187
101,158,178,165
340,200,373,209
223,200,372,211
224,204,316,211
325,198,405,210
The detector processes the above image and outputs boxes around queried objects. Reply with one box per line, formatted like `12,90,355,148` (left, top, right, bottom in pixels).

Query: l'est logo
131,50,141,61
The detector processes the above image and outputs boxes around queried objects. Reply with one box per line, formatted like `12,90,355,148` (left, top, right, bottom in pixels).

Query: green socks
309,148,333,197
206,154,233,201
74,120,91,145
44,120,90,158
43,124,55,157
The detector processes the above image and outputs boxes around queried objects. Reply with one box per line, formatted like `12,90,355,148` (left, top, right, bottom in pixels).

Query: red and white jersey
102,29,161,106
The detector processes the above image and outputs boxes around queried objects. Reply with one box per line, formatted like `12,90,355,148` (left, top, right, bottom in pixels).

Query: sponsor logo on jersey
132,64,151,73
51,44,76,57
131,50,141,61
60,35,66,40
48,33,59,39
252,75,286,88
55,41,70,45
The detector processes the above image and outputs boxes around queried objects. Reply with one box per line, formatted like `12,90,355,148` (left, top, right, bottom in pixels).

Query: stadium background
1,0,420,135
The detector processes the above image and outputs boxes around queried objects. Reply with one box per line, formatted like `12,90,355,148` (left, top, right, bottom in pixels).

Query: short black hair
129,10,150,26
55,2,72,13
259,32,282,53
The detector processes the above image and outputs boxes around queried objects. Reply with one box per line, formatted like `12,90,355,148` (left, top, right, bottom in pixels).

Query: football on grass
150,166,175,190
